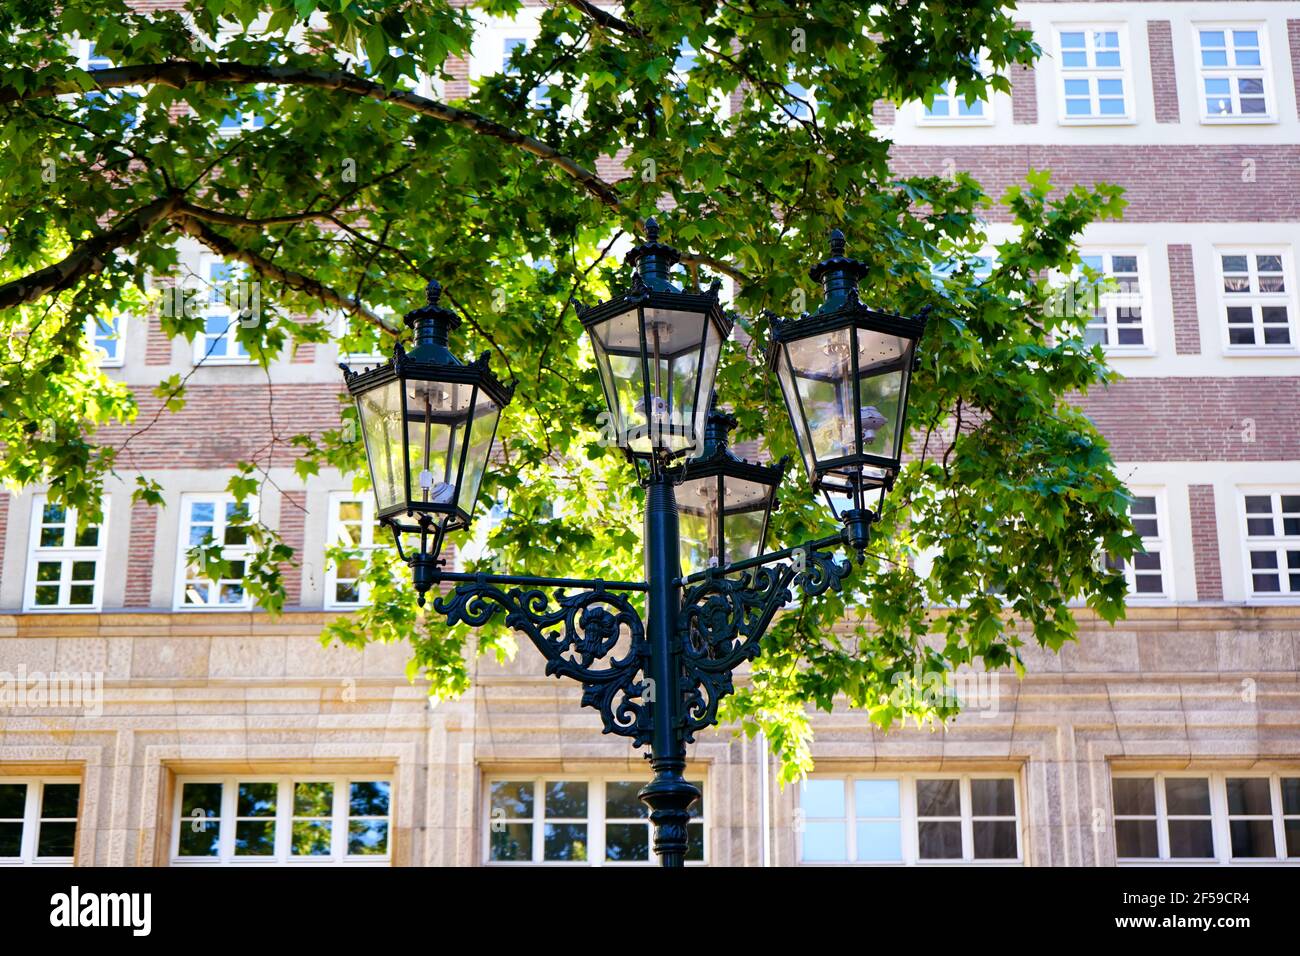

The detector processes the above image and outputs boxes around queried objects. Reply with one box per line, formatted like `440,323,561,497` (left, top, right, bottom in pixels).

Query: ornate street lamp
768,229,928,550
578,217,733,465
341,279,514,601
342,227,927,867
668,397,786,576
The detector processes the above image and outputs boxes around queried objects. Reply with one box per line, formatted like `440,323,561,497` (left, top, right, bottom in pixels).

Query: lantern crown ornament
579,217,734,468
666,396,787,576
341,278,514,601
768,229,928,548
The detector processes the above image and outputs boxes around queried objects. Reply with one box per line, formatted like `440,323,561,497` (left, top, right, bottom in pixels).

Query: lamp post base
639,766,700,868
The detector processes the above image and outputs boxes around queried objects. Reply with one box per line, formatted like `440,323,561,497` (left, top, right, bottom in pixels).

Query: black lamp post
342,224,928,867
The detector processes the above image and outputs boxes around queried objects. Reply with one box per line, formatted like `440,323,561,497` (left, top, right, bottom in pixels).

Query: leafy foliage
0,0,1138,779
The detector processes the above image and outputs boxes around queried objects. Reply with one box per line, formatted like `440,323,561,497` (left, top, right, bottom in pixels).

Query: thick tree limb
173,212,396,335
1,61,750,284
0,193,183,310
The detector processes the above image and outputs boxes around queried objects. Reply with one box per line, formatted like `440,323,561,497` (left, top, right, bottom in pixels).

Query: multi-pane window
799,775,1020,864
1218,251,1293,349
218,89,268,133
74,40,138,126
324,495,387,608
486,776,706,864
1197,28,1271,120
87,314,125,366
1057,27,1129,120
920,55,991,124
1076,252,1146,350
172,777,390,864
24,498,107,611
1113,773,1300,863
1242,492,1300,597
192,257,254,364
1105,493,1169,599
175,496,254,609
503,37,550,107
0,779,80,865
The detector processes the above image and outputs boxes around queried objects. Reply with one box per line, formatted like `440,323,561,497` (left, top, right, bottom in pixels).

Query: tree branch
172,212,396,335
0,192,182,310
554,0,648,39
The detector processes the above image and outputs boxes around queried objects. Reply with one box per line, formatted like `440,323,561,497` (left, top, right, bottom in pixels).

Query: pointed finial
645,217,660,242
425,278,443,306
829,228,846,258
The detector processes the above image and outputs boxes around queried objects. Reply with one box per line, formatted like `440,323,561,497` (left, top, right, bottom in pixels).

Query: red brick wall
1147,21,1180,124
1011,22,1037,125
0,493,8,590
124,500,159,606
279,491,307,607
888,145,1300,222
872,100,895,126
1166,243,1200,355
1188,484,1223,601
1080,378,1300,462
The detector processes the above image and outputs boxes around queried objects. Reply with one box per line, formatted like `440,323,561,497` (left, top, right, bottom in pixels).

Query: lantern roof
669,399,788,488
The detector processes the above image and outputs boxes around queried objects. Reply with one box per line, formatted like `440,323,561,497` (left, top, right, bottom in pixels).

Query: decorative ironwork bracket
431,574,654,746
677,544,852,742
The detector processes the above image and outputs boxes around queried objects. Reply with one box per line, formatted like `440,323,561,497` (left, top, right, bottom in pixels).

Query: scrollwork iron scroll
676,547,852,742
433,579,653,747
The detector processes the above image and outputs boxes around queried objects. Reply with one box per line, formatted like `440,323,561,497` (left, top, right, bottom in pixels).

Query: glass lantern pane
853,328,910,463
677,476,722,572
783,329,855,467
455,391,501,521
686,318,722,456
725,507,767,564
355,379,406,513
642,306,707,455
405,378,472,512
776,360,816,481
588,306,647,449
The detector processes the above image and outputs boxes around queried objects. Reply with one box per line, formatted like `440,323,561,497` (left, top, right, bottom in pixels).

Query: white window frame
1238,489,1300,602
173,494,257,611
482,773,708,866
1113,771,1300,864
797,773,1022,866
1053,24,1134,125
323,493,388,609
170,775,392,865
23,496,109,612
0,777,81,866
1211,247,1294,356
334,307,391,364
1072,247,1153,355
71,38,141,128
86,313,127,367
1193,22,1276,124
916,54,995,127
189,253,255,365
1215,246,1298,355
1109,488,1172,602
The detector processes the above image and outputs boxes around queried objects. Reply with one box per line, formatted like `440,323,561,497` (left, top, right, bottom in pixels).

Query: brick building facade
1,2,1298,867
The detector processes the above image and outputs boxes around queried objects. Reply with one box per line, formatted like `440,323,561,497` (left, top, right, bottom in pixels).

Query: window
485,775,706,864
74,40,138,127
175,495,255,610
1113,772,1300,863
1104,492,1170,599
1196,27,1272,121
335,307,391,364
0,779,80,865
1056,27,1130,121
218,88,268,133
324,494,387,608
190,256,255,364
799,774,1020,864
933,252,995,285
24,498,108,611
919,55,992,125
503,37,549,108
1075,251,1148,351
1217,250,1295,350
1241,492,1300,598
87,314,126,366
172,776,390,864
